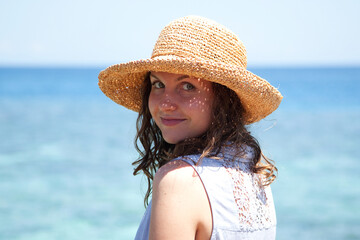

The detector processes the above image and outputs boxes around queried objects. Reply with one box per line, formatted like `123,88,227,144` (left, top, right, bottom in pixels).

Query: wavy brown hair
133,72,277,206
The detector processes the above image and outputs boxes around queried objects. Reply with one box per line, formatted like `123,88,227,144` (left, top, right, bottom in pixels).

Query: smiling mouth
160,117,186,126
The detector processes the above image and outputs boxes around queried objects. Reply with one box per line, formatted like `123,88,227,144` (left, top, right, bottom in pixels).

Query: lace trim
222,158,275,232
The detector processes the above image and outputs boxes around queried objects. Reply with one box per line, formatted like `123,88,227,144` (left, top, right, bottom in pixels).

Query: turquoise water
0,67,359,239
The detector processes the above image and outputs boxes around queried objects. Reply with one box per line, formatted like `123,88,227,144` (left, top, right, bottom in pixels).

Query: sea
0,67,359,240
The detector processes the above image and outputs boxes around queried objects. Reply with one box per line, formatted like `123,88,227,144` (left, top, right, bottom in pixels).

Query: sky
0,0,359,67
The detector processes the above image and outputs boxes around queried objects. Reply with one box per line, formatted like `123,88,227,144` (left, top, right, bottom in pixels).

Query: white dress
135,149,277,239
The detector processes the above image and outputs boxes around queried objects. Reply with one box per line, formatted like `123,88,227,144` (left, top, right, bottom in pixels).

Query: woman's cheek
148,93,157,116
185,96,209,113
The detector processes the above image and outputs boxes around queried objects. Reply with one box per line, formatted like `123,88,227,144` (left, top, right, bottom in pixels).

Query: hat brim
98,56,282,124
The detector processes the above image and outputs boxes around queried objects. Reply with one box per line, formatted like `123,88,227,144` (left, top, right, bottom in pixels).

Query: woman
99,16,282,240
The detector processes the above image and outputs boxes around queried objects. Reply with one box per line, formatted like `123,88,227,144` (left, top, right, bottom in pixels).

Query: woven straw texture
98,16,283,124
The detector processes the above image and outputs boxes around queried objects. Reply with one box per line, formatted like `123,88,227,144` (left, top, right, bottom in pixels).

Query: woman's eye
182,83,195,91
152,81,164,89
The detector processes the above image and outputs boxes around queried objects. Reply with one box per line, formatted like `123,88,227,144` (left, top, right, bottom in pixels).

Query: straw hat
98,16,282,124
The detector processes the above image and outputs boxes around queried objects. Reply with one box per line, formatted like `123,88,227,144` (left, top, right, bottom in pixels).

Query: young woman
99,16,282,240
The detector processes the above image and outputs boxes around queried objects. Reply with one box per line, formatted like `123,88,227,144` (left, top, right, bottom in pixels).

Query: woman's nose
159,95,177,112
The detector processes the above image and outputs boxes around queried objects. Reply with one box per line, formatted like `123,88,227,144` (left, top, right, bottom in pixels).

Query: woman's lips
160,117,186,126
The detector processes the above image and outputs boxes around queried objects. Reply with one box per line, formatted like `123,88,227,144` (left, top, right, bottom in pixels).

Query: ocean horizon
1,66,359,239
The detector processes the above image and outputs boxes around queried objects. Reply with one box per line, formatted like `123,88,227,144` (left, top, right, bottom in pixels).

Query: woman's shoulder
153,159,197,189
150,159,212,239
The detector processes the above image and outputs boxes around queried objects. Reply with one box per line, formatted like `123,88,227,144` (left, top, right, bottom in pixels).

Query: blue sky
1,0,359,67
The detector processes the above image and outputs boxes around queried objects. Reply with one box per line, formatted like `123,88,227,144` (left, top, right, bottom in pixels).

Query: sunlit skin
148,72,214,144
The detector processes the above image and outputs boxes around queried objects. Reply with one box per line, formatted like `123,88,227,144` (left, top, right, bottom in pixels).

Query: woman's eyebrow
149,73,190,82
176,75,190,81
149,73,160,81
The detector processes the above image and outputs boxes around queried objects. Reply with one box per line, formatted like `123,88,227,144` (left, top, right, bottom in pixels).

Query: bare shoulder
153,159,198,189
150,159,212,240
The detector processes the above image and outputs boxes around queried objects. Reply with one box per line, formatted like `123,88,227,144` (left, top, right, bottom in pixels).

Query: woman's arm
149,160,212,240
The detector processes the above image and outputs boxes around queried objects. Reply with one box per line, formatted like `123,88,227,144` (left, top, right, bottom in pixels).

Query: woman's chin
164,138,181,145
163,135,184,145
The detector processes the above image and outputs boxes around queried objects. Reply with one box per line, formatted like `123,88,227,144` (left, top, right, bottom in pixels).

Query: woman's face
148,72,214,144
